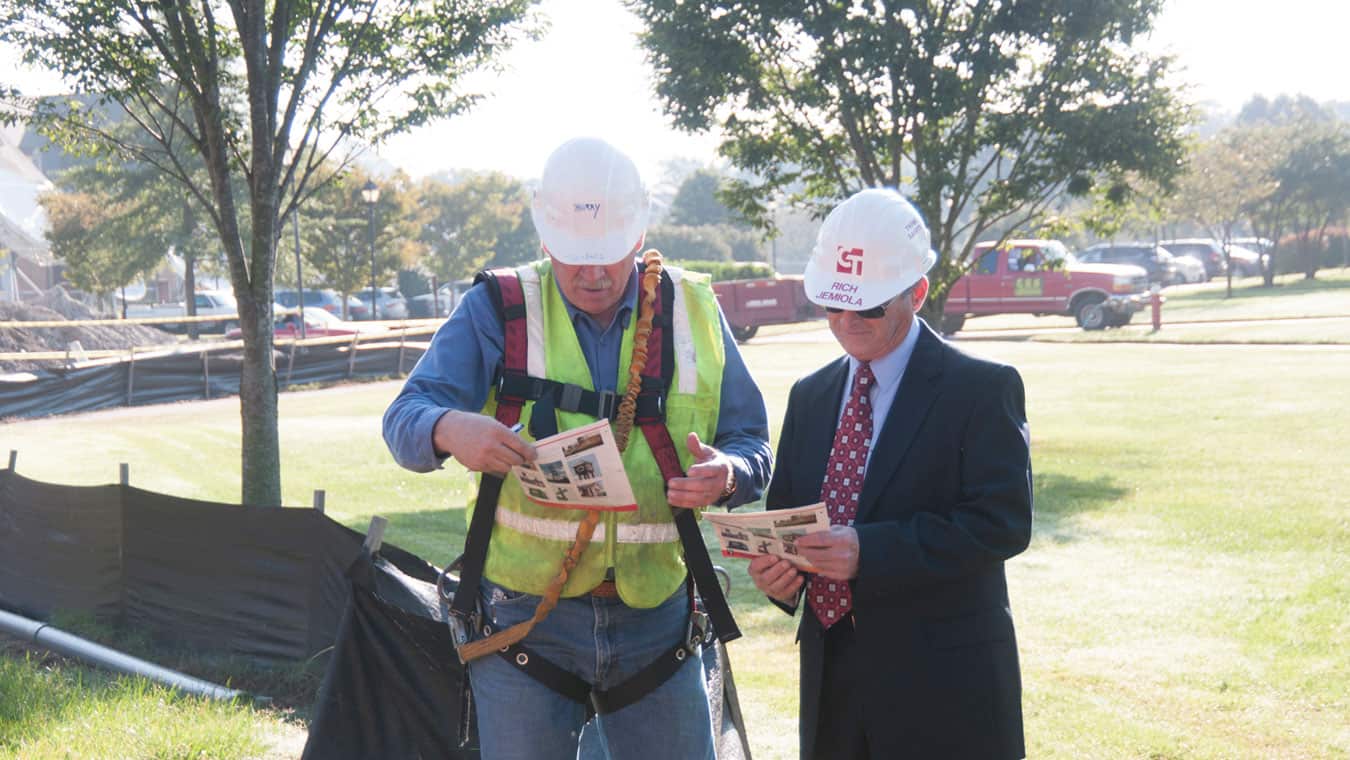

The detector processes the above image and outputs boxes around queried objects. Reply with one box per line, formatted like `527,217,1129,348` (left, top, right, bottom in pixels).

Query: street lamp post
361,180,380,321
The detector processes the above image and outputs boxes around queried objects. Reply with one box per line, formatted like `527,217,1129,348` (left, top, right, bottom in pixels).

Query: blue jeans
468,578,715,760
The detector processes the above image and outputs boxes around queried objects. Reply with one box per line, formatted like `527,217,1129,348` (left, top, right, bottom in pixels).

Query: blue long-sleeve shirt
383,264,772,508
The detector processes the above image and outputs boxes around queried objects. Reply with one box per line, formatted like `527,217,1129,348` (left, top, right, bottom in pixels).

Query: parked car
225,307,385,340
353,287,409,320
1078,243,1178,286
1226,244,1263,277
1168,252,1208,284
274,288,369,320
124,289,241,333
409,280,474,318
1232,236,1272,263
943,239,1149,331
1159,239,1224,280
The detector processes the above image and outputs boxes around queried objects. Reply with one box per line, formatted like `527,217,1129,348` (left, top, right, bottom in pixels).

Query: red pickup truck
942,239,1150,332
712,275,824,342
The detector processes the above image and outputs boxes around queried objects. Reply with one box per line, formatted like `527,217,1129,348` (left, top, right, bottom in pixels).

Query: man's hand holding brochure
704,502,831,573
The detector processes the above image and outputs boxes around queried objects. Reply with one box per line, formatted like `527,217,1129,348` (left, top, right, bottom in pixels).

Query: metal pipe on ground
0,607,256,703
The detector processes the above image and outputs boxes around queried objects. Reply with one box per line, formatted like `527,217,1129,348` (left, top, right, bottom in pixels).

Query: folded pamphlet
704,502,831,572
510,418,638,512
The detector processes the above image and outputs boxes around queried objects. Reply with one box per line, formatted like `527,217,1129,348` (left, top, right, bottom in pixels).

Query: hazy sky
384,0,1350,180
4,0,1348,183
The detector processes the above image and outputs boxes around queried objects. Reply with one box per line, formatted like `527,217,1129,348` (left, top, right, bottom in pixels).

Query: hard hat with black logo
531,137,650,266
804,188,937,311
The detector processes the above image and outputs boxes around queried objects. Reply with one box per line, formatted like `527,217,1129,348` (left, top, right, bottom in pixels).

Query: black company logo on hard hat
835,246,864,276
573,202,601,219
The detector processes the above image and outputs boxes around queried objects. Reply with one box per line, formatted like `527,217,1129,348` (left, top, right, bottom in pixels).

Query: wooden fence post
347,334,359,378
202,351,210,400
361,516,388,556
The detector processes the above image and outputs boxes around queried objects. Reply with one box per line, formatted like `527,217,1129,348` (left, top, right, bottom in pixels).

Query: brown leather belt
588,579,619,598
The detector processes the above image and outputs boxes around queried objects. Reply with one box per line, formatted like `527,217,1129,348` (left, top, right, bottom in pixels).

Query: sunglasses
825,301,890,319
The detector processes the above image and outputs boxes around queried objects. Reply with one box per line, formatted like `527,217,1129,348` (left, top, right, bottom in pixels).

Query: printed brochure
510,418,637,512
704,502,831,571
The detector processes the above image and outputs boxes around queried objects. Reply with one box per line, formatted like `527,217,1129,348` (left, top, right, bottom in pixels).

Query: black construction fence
0,328,434,420
0,465,754,759
0,466,392,660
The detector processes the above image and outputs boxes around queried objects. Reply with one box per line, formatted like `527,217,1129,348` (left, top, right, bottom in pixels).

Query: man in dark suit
749,188,1032,759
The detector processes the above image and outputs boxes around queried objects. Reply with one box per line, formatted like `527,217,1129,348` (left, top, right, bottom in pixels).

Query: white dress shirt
836,318,925,470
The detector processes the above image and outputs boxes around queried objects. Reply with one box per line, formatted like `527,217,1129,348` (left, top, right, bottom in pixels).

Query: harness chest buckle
559,383,583,412
597,389,618,420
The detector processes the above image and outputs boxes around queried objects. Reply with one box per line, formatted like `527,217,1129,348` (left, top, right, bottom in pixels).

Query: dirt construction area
0,287,175,373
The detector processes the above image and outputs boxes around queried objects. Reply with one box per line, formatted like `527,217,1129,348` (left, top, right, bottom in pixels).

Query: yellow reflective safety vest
473,260,725,609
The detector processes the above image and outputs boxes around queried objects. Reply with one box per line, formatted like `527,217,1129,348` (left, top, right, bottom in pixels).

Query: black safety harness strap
449,268,525,623
492,606,709,716
636,270,741,643
497,374,667,440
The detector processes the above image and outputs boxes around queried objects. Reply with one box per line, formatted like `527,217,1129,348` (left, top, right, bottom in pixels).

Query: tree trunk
237,152,283,504
919,278,953,328
238,308,280,506
237,206,281,506
1296,223,1317,282
1222,231,1234,298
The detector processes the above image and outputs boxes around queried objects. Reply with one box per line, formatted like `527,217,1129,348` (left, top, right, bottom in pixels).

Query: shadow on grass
1033,471,1128,541
3,612,325,719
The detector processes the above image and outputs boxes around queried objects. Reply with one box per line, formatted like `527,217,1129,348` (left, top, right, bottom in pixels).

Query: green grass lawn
1159,267,1350,321
3,329,1349,757
0,652,287,760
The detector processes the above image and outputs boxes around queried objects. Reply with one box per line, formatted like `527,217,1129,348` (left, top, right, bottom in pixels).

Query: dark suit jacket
767,321,1032,760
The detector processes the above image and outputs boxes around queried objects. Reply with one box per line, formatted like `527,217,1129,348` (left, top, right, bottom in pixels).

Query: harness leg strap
591,609,707,715
495,611,708,716
497,642,593,707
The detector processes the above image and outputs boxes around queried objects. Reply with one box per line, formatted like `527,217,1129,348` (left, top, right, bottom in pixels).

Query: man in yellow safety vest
384,136,772,759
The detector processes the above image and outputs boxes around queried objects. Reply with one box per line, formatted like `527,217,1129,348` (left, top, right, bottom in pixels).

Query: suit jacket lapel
855,322,945,523
802,357,850,493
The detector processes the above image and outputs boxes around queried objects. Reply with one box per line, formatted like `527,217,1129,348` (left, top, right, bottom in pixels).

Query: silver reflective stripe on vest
666,267,698,394
518,266,548,379
494,506,679,543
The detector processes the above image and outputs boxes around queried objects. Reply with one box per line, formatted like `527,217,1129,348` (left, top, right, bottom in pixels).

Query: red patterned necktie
809,361,875,629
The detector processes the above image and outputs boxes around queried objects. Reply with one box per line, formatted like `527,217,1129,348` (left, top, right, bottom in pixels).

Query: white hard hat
803,188,937,311
531,137,650,266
